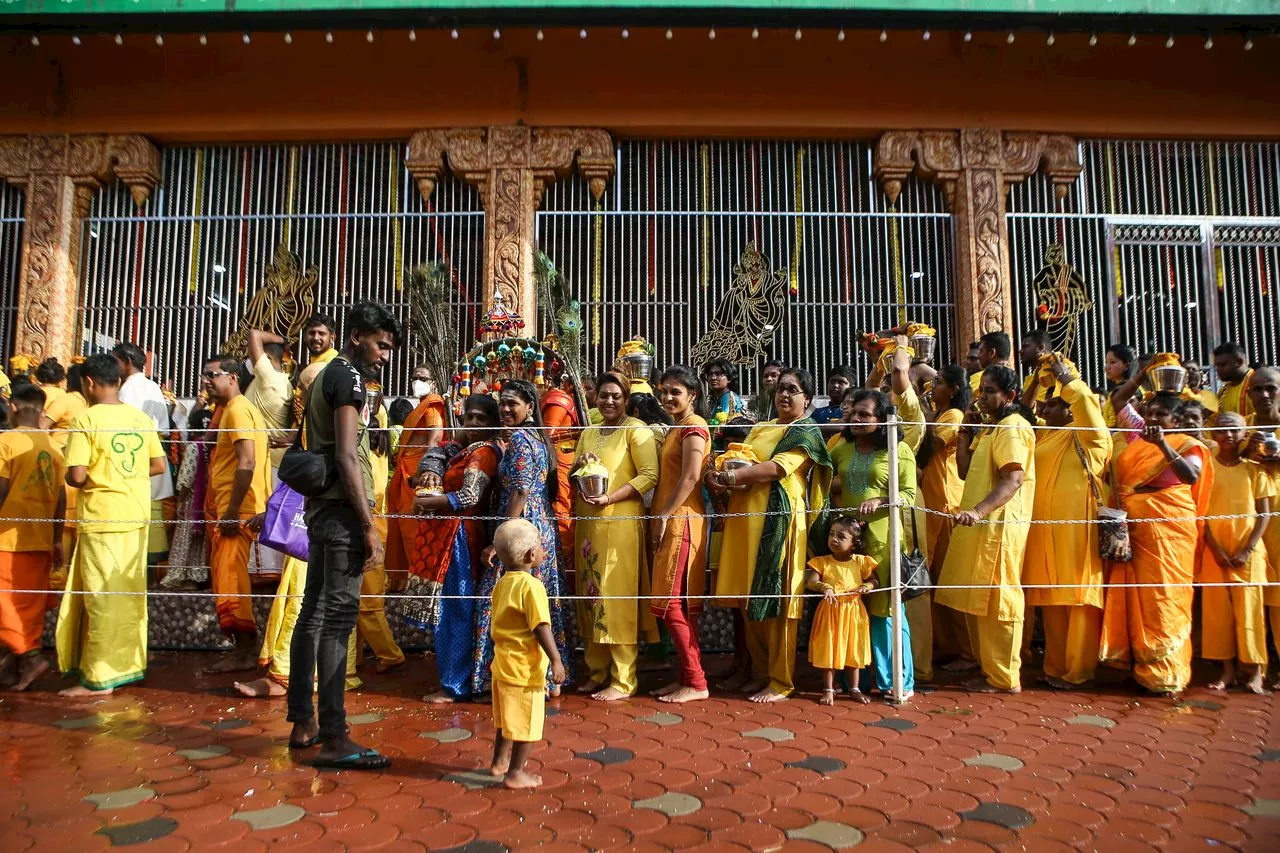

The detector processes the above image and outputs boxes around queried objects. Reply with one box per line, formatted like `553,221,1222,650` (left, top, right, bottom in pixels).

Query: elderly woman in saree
573,373,660,702
1022,355,1112,689
828,388,917,699
936,365,1037,694
1100,391,1212,697
408,394,502,703
476,379,572,696
707,367,831,703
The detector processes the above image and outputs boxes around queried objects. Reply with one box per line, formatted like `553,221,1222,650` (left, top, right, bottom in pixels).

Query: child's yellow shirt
490,570,551,688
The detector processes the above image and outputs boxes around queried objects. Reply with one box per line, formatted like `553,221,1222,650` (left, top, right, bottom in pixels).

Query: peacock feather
407,261,460,405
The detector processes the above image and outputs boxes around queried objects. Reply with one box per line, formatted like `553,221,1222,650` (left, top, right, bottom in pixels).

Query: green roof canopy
5,1,1279,17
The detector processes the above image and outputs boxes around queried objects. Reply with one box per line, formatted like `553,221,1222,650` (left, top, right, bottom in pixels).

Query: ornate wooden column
406,126,614,318
0,134,161,363
874,129,1081,357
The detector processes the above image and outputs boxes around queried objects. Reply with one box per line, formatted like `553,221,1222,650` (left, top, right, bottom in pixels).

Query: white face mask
412,379,433,398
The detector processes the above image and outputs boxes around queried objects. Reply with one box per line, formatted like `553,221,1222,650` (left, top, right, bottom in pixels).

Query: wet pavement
2,652,1278,851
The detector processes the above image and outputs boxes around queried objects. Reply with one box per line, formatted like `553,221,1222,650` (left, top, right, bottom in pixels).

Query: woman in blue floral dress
474,379,572,695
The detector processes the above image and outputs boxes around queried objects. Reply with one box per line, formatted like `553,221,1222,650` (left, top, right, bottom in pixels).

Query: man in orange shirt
202,355,271,673
0,384,66,691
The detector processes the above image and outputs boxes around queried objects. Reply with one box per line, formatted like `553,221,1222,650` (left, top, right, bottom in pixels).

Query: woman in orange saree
407,395,502,702
1100,392,1213,697
384,387,446,588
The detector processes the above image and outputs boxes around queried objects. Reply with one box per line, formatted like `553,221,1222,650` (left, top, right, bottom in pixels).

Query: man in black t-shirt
286,301,401,771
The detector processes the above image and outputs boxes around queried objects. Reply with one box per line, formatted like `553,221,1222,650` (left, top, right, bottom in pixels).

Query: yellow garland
187,148,205,293
591,199,604,345
790,145,805,296
889,202,906,324
390,146,403,290
701,143,711,288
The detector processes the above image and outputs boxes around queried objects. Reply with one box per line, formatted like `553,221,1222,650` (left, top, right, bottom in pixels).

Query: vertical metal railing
76,142,486,397
886,409,906,705
1008,140,1280,381
0,183,23,360
537,139,957,390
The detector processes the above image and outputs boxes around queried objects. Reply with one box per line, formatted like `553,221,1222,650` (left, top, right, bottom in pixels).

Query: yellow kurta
807,554,875,670
713,422,814,622
936,414,1036,620
1200,457,1272,664
260,556,360,690
922,409,964,561
1218,370,1254,419
1024,379,1112,608
574,418,659,645
1253,444,1280,608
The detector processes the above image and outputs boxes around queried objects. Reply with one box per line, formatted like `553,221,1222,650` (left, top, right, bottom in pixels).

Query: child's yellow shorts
492,680,545,742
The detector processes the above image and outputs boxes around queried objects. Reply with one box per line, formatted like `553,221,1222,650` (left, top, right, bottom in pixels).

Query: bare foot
288,718,321,749
650,682,681,697
590,686,631,702
548,685,561,698
749,687,789,703
576,679,604,695
818,688,835,706
10,656,50,692
1244,668,1268,694
963,677,1020,694
374,658,405,674
503,770,543,789
490,759,510,777
234,678,286,698
658,687,708,704
942,656,979,672
1206,678,1228,691
740,677,770,695
59,684,113,698
205,655,259,675
423,690,459,704
848,688,870,704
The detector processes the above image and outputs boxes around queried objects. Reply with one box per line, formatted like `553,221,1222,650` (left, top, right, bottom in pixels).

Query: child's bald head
494,519,544,570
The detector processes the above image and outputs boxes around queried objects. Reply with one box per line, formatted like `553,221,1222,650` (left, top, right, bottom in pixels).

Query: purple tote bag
259,481,310,562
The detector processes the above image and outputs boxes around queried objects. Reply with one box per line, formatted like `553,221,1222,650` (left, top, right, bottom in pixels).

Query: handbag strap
1072,436,1104,508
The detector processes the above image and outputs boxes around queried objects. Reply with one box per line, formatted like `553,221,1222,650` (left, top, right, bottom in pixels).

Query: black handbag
899,505,931,601
277,422,337,498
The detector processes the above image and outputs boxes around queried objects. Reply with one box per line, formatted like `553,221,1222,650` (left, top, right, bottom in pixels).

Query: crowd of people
0,303,1278,782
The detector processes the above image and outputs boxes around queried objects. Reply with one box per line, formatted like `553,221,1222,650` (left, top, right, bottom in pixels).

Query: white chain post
886,408,906,705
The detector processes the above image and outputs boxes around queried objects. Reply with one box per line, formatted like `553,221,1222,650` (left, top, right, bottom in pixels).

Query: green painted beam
5,1,1280,18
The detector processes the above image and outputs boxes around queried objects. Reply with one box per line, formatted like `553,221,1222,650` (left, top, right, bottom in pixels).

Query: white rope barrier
7,580,1279,600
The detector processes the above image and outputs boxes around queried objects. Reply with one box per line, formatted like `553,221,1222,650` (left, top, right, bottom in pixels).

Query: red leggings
661,549,707,691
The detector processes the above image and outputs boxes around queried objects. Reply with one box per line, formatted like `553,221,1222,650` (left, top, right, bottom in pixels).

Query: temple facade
2,3,1279,392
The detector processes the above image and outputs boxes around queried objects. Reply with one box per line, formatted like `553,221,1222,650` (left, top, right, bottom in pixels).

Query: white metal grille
0,183,22,361
1008,140,1280,386
78,143,486,397
536,140,956,393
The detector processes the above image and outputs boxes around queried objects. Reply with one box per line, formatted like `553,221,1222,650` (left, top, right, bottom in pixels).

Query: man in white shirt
246,329,295,470
113,343,176,568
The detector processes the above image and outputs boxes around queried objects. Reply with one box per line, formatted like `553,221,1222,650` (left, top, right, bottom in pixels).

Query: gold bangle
725,469,737,487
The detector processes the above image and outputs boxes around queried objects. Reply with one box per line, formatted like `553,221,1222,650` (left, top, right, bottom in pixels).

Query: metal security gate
0,184,22,362
536,140,956,392
77,143,486,397
1008,140,1280,385
1107,221,1215,365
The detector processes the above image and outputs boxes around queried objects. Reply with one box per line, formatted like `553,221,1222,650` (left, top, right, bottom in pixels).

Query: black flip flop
308,749,391,771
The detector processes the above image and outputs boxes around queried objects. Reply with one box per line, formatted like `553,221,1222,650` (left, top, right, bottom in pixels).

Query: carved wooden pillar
0,134,161,363
875,129,1081,358
406,126,614,319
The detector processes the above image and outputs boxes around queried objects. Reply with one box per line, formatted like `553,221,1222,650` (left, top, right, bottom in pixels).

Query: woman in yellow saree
708,368,831,703
1100,391,1213,697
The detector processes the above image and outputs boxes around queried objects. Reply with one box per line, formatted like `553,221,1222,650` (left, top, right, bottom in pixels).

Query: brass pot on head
1149,365,1189,394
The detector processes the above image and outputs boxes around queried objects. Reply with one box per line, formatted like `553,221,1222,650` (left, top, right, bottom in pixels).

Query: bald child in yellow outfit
489,520,566,790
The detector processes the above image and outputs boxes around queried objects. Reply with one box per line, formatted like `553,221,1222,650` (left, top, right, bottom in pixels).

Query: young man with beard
286,301,400,770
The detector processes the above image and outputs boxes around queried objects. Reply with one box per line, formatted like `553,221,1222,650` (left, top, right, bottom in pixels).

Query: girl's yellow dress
807,554,876,670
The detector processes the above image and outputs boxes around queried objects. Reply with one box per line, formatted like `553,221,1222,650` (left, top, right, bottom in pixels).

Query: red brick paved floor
3,651,1279,851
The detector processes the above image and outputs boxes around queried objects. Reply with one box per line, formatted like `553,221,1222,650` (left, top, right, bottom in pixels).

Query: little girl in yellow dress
807,517,878,705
